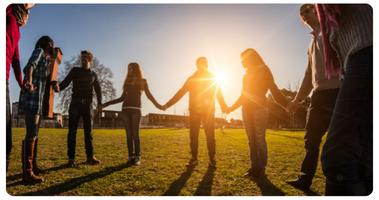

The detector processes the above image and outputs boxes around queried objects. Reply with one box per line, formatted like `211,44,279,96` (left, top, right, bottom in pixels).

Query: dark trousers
189,111,215,161
321,46,373,194
24,107,41,140
6,81,11,172
298,88,339,187
121,109,142,157
67,102,94,159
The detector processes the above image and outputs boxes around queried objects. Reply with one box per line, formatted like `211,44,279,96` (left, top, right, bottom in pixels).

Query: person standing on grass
6,3,35,173
53,50,103,167
18,36,55,184
102,63,163,166
284,4,341,191
316,4,373,196
162,57,228,169
225,48,288,179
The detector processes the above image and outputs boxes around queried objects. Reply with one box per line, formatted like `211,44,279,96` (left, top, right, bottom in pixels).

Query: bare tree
55,54,116,114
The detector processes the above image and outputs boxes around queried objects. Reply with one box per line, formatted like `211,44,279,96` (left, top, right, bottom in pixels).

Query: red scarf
316,4,342,79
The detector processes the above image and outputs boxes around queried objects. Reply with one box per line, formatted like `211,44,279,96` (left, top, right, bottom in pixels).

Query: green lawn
6,127,326,196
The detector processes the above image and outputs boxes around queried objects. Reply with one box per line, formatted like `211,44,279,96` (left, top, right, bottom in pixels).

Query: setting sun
215,73,227,84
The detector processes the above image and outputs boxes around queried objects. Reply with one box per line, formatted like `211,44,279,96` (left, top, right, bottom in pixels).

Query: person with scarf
285,4,340,191
316,4,373,196
6,3,35,173
226,48,288,178
163,57,228,169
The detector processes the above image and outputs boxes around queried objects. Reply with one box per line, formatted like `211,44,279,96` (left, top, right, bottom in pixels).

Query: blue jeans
121,109,142,157
67,102,94,159
321,46,373,192
242,108,268,170
6,81,11,172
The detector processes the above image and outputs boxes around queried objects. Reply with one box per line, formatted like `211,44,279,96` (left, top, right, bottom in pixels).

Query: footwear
126,156,134,165
68,158,75,167
243,168,255,177
186,158,198,167
32,139,46,175
87,156,101,165
22,140,43,184
134,156,141,166
285,179,310,190
251,169,266,179
208,159,217,169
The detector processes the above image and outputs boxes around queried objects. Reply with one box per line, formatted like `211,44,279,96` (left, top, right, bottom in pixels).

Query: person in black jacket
226,48,288,178
102,62,162,166
162,57,228,169
54,50,102,167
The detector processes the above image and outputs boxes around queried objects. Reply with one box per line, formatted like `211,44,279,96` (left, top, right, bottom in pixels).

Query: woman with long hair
102,63,162,166
18,35,55,183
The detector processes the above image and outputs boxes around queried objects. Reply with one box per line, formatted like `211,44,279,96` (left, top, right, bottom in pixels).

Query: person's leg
130,109,142,165
252,108,268,172
6,81,12,173
82,104,94,158
242,110,257,176
290,89,339,189
203,112,215,162
321,46,373,196
122,110,134,158
67,103,80,160
22,108,43,183
189,113,201,161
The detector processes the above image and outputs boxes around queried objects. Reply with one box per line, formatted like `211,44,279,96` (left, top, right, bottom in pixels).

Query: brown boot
32,138,46,175
87,156,101,165
22,140,43,184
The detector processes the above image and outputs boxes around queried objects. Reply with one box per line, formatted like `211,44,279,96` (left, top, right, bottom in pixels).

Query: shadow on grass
194,167,216,196
162,165,196,196
252,176,286,196
17,163,132,196
267,132,303,141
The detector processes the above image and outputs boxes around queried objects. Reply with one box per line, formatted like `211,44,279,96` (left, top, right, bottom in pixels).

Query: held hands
97,104,103,113
286,99,299,114
53,82,60,92
21,80,37,94
160,104,168,111
222,107,231,115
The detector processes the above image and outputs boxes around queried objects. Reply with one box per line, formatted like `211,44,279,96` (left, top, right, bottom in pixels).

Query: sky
3,1,375,121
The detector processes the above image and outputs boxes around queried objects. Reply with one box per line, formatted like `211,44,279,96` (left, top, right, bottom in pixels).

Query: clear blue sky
3,2,367,121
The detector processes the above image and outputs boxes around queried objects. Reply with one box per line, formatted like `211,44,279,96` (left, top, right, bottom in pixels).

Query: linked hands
286,99,300,114
21,80,37,94
53,82,60,92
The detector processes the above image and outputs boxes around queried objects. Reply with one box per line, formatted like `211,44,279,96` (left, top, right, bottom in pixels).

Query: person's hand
223,107,231,114
22,81,37,94
102,103,107,109
97,104,103,113
53,82,60,92
161,104,168,111
286,99,299,114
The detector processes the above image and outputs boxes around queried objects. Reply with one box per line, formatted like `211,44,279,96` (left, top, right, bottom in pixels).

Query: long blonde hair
122,62,145,92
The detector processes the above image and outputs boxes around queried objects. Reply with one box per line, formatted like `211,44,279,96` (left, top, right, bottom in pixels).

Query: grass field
6,127,326,196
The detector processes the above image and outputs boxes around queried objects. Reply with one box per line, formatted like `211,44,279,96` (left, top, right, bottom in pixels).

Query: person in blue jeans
54,50,103,167
316,4,373,196
102,63,163,166
226,48,288,178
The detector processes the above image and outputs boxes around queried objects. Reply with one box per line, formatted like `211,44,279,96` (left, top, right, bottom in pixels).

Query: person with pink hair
317,4,373,196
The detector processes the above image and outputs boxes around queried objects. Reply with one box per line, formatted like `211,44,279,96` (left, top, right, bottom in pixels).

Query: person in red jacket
6,3,35,173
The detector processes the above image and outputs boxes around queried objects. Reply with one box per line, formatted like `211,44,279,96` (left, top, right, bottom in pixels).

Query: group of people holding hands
6,3,372,196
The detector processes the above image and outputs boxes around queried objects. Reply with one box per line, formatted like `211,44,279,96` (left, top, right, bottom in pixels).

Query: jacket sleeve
144,80,161,108
23,48,44,79
12,44,23,86
295,54,313,102
165,78,190,108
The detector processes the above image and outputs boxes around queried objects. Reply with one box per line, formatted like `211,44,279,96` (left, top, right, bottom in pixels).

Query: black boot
325,180,366,196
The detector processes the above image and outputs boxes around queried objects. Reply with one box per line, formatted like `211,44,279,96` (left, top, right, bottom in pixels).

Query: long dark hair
35,36,55,55
11,4,29,27
122,63,145,92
